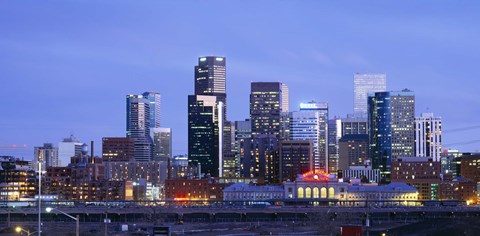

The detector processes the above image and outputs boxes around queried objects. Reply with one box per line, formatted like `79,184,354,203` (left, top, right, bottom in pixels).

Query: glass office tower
368,89,415,182
290,102,328,172
354,73,386,117
187,95,219,177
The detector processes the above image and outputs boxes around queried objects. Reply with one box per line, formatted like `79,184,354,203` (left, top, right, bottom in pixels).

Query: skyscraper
222,121,238,178
281,83,289,112
368,89,415,182
290,102,328,172
239,134,278,183
188,95,219,177
151,128,172,162
142,92,161,128
250,82,288,136
126,94,152,162
34,143,59,172
195,56,227,114
415,113,442,161
278,140,313,182
354,73,386,117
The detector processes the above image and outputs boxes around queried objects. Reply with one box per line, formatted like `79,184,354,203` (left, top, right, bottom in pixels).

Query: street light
15,226,37,236
45,207,79,236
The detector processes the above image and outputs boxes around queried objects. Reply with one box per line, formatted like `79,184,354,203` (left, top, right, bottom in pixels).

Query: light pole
15,226,37,236
46,207,79,236
37,160,42,236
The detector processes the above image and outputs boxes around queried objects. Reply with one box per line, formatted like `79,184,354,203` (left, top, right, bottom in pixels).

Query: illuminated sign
200,57,207,62
302,170,330,182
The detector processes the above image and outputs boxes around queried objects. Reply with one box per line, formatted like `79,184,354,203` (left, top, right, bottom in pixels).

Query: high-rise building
188,95,219,177
340,116,368,136
34,143,58,172
102,137,134,162
280,112,292,141
354,73,386,117
126,94,152,162
278,140,313,182
190,56,227,178
239,134,278,183
327,119,341,174
290,102,328,172
368,89,415,182
415,113,442,161
338,134,369,171
281,83,289,112
58,135,85,167
142,92,161,128
222,121,238,178
250,82,287,137
195,56,227,114
151,128,172,162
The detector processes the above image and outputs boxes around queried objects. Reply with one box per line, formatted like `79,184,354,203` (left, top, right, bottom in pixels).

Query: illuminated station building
284,171,348,200
283,171,419,206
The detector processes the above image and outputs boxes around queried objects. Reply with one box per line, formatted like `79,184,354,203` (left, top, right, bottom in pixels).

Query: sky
1,0,480,159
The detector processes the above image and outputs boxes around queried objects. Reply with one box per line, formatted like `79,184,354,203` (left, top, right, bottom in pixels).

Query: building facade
34,143,58,172
346,183,418,207
341,165,381,183
250,82,287,137
290,102,328,172
353,73,386,117
58,135,85,167
338,134,369,171
0,157,35,200
278,140,313,183
195,56,227,114
391,157,441,200
284,171,348,200
188,95,219,177
223,182,284,201
142,92,161,128
126,94,152,162
460,154,480,183
415,113,442,161
239,134,278,183
368,89,415,182
102,137,134,162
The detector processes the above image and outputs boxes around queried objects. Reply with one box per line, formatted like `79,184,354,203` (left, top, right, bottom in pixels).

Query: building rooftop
348,182,417,193
223,182,283,192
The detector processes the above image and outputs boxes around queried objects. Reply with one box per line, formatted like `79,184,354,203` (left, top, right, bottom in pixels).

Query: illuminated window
297,187,304,198
329,187,335,198
313,187,319,198
306,187,312,198
321,187,327,198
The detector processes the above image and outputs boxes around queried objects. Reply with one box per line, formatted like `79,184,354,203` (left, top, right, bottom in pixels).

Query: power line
443,125,480,133
443,139,480,147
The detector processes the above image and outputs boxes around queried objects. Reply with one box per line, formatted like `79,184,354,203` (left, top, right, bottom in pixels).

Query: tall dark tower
195,56,226,116
189,56,227,178
188,95,219,177
250,82,288,137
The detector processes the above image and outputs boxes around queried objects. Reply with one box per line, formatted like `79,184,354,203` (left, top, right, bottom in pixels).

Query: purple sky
1,1,480,159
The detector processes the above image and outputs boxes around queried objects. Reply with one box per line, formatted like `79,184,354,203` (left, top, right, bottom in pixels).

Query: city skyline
1,1,480,159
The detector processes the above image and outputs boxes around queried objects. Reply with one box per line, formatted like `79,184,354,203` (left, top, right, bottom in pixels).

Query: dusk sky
1,1,480,159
